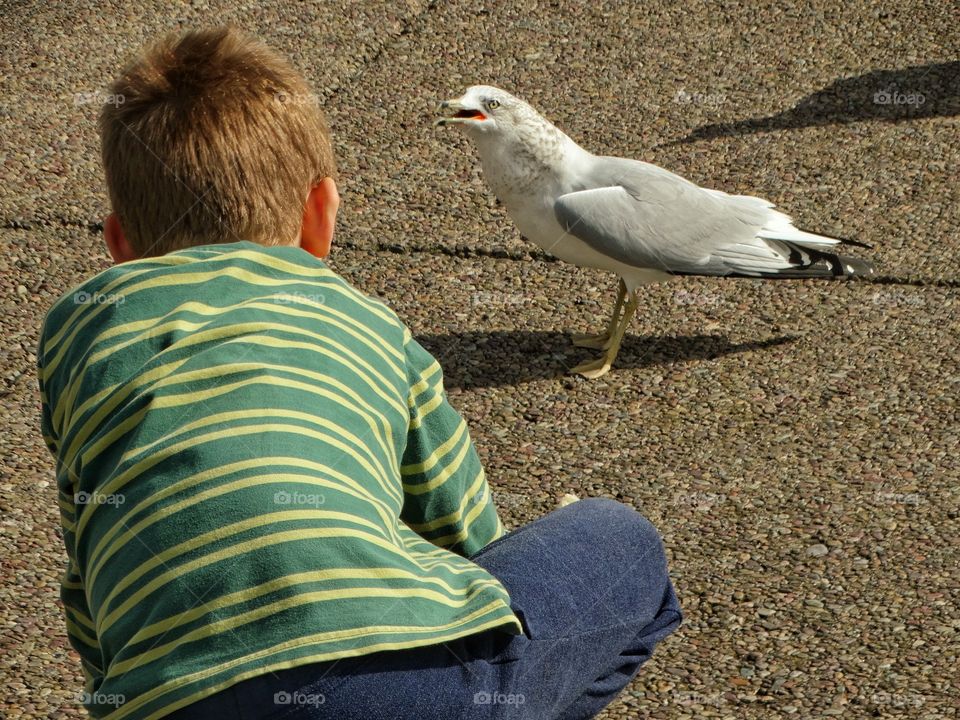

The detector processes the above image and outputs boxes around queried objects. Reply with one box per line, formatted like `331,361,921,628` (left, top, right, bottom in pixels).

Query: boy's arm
399,331,506,557
38,340,105,687
62,551,106,687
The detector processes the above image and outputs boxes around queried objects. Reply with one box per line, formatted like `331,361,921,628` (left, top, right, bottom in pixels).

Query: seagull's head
436,85,533,137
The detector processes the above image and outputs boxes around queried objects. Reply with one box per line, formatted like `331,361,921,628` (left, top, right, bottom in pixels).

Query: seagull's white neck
469,114,591,201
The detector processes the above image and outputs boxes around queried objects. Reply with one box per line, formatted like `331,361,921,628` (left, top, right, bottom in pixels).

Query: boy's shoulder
39,241,408,370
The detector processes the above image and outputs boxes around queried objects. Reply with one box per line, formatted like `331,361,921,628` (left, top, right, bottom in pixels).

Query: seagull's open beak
435,99,487,127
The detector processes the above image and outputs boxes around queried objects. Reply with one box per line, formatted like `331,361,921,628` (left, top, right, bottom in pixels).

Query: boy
38,27,681,720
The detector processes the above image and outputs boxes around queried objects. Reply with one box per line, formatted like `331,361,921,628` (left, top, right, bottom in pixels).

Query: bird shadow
417,330,797,389
668,61,959,145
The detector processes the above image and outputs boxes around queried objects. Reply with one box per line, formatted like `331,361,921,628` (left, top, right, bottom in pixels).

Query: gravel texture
1,1,958,719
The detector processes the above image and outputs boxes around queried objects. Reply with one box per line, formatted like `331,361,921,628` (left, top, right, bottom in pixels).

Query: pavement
1,1,958,718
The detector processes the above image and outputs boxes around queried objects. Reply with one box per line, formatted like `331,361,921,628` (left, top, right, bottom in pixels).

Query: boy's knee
571,498,664,551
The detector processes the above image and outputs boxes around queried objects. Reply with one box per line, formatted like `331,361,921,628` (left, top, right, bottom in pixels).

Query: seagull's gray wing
554,157,859,277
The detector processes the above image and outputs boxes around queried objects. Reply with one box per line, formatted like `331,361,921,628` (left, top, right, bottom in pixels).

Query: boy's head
99,26,338,262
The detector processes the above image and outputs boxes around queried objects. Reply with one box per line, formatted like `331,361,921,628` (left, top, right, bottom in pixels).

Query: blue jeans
168,499,682,719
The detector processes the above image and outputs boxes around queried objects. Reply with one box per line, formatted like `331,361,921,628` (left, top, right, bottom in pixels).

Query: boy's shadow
417,331,795,389
670,61,959,144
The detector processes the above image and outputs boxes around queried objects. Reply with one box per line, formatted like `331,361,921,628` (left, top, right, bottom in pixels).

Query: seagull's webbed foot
572,289,639,379
571,356,613,379
570,279,627,350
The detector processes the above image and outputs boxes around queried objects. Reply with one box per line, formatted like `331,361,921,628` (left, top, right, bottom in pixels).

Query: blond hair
99,26,336,257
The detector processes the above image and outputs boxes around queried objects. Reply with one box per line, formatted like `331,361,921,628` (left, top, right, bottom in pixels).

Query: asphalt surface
1,1,958,718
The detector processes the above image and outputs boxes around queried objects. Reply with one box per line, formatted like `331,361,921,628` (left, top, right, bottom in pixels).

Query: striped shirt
37,241,521,720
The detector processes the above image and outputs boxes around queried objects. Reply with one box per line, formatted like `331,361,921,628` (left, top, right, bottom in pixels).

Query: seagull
437,85,874,378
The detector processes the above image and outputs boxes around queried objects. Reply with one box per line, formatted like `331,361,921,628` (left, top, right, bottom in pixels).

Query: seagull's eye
485,99,500,111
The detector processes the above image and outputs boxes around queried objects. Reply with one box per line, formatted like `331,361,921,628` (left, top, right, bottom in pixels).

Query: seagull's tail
718,212,874,279
697,192,875,279
748,239,875,279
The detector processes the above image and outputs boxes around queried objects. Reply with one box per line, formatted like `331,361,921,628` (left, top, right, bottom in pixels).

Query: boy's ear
104,213,138,264
300,177,340,259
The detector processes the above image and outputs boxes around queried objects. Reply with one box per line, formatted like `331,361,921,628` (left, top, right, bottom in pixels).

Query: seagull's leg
571,279,627,349
571,289,638,379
